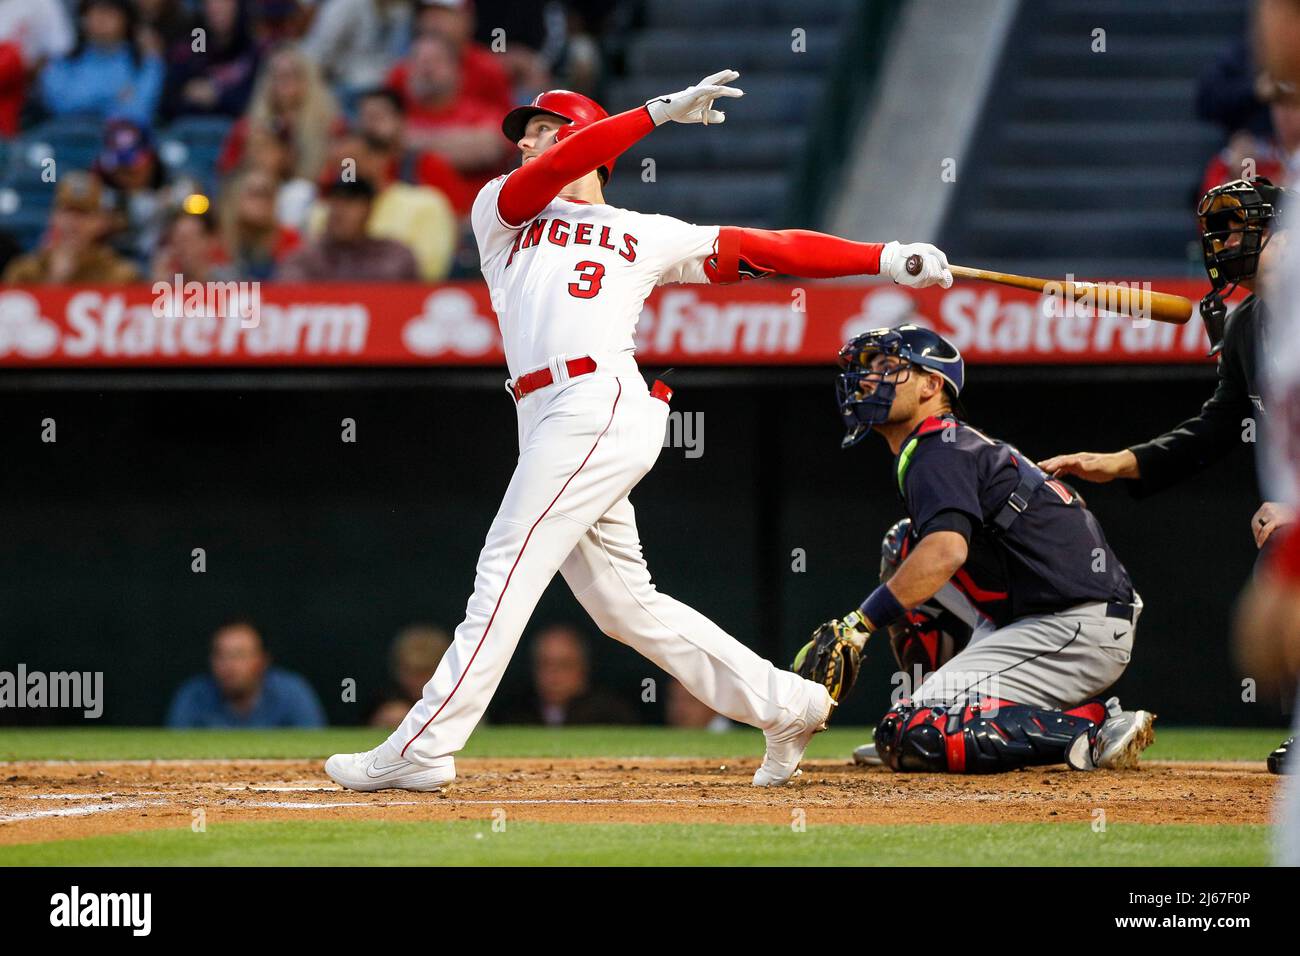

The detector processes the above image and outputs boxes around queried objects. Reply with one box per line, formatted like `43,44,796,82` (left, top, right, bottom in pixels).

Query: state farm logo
403,289,499,356
0,291,60,357
637,289,804,354
840,287,922,342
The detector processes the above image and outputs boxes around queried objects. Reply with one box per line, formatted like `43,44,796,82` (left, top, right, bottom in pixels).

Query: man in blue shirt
166,620,326,728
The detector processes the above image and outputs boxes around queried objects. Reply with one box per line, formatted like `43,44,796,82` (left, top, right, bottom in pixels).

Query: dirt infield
0,756,1276,846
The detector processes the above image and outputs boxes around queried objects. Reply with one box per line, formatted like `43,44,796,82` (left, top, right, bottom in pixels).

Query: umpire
1039,176,1291,774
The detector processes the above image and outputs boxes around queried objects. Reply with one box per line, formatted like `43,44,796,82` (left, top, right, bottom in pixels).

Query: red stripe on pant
401,380,623,757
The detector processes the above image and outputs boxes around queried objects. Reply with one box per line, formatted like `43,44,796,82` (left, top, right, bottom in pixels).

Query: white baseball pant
391,356,820,764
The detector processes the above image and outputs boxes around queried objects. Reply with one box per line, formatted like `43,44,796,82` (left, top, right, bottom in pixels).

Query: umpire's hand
1037,449,1139,483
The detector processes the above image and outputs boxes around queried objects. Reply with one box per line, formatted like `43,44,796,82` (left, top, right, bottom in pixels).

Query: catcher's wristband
859,585,905,631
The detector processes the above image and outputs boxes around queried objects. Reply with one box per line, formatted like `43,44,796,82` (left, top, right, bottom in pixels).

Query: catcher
795,324,1155,773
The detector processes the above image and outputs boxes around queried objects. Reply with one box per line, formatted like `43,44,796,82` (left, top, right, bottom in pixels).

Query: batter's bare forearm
869,531,968,621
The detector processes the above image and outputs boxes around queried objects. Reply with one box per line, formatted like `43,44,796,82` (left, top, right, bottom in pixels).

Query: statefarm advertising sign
0,279,1221,368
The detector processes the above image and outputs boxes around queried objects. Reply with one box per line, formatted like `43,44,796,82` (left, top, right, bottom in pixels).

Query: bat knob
905,254,923,277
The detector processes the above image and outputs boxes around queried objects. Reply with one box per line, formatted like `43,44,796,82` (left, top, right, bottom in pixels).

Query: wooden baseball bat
904,255,1194,325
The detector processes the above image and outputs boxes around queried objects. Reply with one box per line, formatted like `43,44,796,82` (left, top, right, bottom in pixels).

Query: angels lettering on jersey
471,173,718,380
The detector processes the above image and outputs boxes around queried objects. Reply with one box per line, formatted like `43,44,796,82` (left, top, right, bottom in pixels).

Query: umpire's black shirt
896,415,1134,624
1126,295,1264,498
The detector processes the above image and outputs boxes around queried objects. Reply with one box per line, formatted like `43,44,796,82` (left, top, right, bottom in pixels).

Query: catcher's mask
836,324,964,448
1197,177,1282,352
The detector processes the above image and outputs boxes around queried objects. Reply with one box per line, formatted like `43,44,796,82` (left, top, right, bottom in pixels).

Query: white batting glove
879,241,954,289
646,69,743,126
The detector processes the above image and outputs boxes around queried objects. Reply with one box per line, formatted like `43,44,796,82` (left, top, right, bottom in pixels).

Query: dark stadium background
0,365,1281,729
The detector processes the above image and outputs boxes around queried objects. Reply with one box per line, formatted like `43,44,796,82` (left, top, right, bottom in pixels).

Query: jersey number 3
568,260,605,299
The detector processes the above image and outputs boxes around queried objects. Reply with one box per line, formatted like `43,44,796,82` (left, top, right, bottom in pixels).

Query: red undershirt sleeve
704,226,884,283
497,106,656,227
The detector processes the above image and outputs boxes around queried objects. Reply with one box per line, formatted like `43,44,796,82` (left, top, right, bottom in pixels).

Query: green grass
0,725,1283,763
0,820,1272,867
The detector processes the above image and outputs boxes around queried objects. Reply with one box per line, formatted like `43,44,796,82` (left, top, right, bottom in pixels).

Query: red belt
510,355,598,401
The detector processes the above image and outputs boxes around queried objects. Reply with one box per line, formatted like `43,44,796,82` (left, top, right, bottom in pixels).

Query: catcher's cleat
1268,736,1293,775
1065,697,1156,771
325,742,455,792
852,741,883,767
753,683,835,787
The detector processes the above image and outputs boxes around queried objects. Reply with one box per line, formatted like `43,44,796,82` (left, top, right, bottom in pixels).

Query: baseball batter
326,71,955,790
794,325,1155,773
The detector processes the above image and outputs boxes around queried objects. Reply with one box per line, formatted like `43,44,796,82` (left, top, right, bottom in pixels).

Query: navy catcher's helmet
835,324,964,448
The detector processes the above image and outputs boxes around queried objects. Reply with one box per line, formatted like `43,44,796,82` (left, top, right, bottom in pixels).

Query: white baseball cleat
752,684,836,787
1065,697,1156,771
325,742,455,792
852,741,883,767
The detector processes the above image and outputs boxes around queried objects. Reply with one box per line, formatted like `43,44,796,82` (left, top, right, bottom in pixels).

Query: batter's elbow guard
704,226,775,284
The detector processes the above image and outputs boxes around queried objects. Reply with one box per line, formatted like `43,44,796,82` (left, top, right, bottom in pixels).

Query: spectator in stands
219,43,341,183
240,116,316,231
1199,96,1300,199
2,171,139,283
665,678,732,732
94,117,200,267
310,129,455,279
1199,129,1288,198
38,0,163,125
166,620,327,728
0,0,75,135
133,0,196,60
492,625,637,726
1273,96,1300,184
367,624,452,729
150,207,233,282
277,176,418,281
401,0,512,114
384,31,509,191
161,0,261,121
462,0,553,98
251,0,309,45
301,0,411,93
218,166,300,279
355,85,474,214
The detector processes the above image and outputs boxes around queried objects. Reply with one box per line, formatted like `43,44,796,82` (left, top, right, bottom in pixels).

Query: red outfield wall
0,279,1224,367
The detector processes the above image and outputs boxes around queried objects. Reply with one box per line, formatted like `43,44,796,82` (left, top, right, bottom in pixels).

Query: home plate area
0,757,1274,846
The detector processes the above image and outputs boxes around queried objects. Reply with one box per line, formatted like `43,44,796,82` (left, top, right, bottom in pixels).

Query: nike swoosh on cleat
365,761,410,778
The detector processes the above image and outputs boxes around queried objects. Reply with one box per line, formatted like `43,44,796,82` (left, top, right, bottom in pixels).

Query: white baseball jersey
471,173,719,379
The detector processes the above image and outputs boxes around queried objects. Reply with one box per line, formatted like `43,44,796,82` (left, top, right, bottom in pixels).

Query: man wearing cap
277,177,419,282
3,171,138,284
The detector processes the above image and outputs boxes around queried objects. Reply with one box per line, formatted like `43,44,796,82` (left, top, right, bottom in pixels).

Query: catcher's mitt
792,615,870,704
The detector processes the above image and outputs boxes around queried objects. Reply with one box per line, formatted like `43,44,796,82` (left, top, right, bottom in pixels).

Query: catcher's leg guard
873,698,1106,773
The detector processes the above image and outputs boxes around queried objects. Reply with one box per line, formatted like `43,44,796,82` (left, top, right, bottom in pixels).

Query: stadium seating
0,113,233,253
940,0,1243,278
604,0,857,228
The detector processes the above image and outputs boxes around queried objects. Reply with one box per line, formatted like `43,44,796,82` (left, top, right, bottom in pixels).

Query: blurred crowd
1196,34,1300,200
0,0,620,283
165,618,731,730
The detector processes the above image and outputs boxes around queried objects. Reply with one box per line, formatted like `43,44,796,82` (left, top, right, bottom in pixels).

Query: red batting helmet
501,90,616,182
